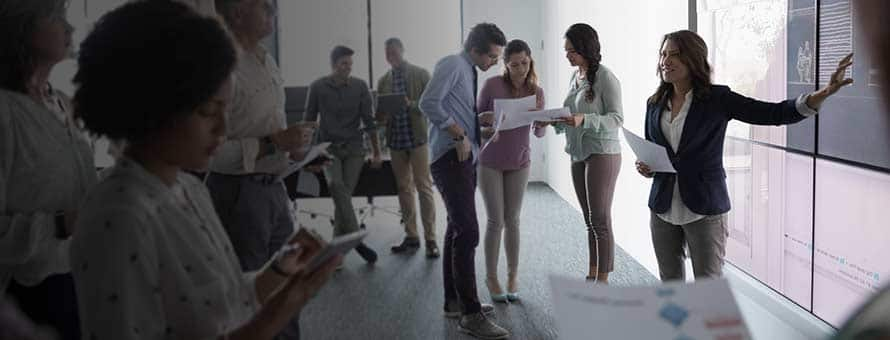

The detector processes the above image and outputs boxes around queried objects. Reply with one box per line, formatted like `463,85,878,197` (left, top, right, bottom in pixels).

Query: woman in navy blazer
635,30,853,281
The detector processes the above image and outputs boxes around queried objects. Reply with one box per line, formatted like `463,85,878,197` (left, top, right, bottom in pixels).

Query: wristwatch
261,135,277,155
54,211,69,239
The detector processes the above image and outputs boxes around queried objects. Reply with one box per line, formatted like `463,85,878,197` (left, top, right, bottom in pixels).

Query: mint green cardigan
554,64,624,161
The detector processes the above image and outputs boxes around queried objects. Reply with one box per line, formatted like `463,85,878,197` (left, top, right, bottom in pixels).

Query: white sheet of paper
276,142,332,181
295,170,321,196
492,94,537,121
480,95,538,152
479,112,507,153
530,107,572,121
550,276,751,340
499,107,571,131
621,128,676,173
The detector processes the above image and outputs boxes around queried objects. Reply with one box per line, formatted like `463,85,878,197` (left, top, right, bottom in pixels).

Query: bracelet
270,260,291,277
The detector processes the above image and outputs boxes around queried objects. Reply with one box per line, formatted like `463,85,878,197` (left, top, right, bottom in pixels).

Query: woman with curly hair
69,1,339,339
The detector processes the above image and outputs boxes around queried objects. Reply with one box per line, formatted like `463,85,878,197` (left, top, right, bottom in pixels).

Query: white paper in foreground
549,275,751,340
276,142,332,181
621,128,676,173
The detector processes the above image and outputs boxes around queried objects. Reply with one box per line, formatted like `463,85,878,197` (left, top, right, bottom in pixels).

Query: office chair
284,162,402,230
352,160,402,229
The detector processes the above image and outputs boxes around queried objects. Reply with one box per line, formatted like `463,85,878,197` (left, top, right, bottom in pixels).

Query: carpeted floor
295,182,658,339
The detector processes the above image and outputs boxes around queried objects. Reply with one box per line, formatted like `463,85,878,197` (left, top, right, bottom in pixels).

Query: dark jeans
6,273,80,340
430,150,481,315
205,173,299,339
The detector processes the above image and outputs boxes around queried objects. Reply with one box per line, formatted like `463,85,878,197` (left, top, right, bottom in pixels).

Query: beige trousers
390,144,437,241
479,165,530,280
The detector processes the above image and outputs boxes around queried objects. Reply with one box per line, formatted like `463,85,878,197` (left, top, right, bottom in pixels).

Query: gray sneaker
458,312,510,339
444,303,495,318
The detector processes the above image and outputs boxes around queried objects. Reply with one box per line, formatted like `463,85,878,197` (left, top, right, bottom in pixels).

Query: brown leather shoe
391,237,420,253
355,242,377,264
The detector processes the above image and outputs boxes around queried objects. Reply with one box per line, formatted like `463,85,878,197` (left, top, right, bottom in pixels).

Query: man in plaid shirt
376,38,439,258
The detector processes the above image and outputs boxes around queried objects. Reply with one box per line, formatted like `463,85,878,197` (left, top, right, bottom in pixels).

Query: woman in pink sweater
477,39,546,303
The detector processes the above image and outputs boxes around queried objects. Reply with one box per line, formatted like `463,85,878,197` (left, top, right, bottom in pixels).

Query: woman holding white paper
555,23,624,284
476,39,545,303
636,30,851,281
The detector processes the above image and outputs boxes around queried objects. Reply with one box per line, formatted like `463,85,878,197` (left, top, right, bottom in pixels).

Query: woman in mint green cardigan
555,23,623,284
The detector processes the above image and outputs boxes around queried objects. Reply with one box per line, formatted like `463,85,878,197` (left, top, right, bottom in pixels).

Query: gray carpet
296,182,658,339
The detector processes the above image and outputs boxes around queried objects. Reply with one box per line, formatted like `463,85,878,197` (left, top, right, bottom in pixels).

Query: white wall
280,0,463,89
50,0,129,168
539,0,688,276
462,0,546,181
51,0,125,96
279,0,370,87
370,0,462,87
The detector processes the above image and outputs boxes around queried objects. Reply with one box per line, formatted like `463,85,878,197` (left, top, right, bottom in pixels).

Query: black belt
209,172,279,185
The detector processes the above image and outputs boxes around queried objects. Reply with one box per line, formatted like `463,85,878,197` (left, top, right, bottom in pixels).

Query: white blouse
70,158,258,340
209,47,289,176
657,90,704,225
0,89,97,290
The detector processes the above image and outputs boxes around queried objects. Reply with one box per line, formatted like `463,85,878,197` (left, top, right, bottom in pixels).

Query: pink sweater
477,76,546,170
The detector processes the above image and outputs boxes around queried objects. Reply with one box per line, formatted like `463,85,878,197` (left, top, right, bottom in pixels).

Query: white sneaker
458,312,510,339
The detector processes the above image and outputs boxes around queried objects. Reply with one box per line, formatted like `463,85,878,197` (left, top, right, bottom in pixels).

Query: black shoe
426,241,440,258
355,242,378,264
391,237,421,253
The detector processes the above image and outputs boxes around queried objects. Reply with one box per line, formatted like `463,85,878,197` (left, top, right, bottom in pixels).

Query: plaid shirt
388,67,415,150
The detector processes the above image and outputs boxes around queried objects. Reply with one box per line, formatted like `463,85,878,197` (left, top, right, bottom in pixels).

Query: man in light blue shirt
421,51,482,164
419,22,510,340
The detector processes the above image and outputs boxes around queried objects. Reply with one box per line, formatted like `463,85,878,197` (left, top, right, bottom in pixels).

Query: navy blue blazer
645,85,808,216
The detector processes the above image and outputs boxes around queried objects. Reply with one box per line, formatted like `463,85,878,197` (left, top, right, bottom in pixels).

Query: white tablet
304,230,369,273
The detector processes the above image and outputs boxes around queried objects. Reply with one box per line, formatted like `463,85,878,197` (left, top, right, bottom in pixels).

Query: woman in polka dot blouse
68,2,341,339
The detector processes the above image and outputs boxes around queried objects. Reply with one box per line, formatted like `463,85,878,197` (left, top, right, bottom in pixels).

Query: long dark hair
564,23,601,103
502,39,538,98
0,0,68,93
648,30,713,105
